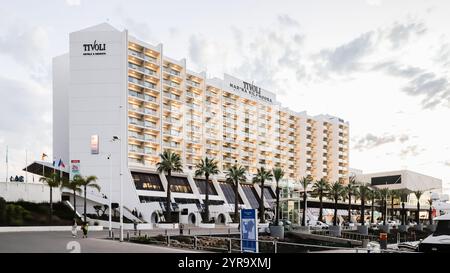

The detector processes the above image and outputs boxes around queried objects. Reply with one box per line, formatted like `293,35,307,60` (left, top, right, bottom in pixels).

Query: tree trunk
381,198,385,224
318,191,323,223
166,170,172,223
360,197,365,225
260,180,265,223
401,202,406,225
84,185,87,223
49,187,53,224
73,189,77,220
302,193,307,226
204,174,210,223
348,193,351,223
416,202,420,224
429,207,433,225
234,180,239,223
333,198,338,226
370,196,374,224
391,196,394,221
275,180,280,226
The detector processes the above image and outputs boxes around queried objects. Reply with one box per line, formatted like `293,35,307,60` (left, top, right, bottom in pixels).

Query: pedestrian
133,220,138,235
179,223,184,235
82,222,89,238
71,219,78,238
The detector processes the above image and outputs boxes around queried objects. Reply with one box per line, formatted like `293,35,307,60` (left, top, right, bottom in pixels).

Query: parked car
308,220,329,229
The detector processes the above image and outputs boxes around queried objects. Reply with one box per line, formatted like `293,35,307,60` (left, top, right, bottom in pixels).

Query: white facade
53,23,350,224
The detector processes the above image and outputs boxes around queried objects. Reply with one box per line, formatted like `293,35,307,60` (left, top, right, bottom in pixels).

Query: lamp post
107,153,112,238
111,136,123,242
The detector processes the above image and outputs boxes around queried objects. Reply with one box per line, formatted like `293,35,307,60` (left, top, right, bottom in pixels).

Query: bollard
228,238,232,253
165,229,168,236
127,232,130,241
397,233,400,244
167,234,171,246
194,236,198,249
112,231,115,241
139,230,141,237
379,233,388,250
274,241,278,253
188,228,191,235
228,228,231,236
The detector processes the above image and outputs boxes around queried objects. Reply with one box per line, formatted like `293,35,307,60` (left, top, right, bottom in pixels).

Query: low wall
0,226,104,233
0,182,61,203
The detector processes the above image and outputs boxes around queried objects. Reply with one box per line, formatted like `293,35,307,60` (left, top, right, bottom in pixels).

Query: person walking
81,222,89,238
71,219,78,238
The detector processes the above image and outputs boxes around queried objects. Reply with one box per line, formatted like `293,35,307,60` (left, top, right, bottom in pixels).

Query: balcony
129,131,144,140
128,49,145,59
186,91,202,100
163,142,181,149
186,137,201,144
163,80,181,89
129,146,144,154
163,91,181,101
163,67,181,77
186,80,201,88
163,117,181,126
129,118,144,127
128,63,157,76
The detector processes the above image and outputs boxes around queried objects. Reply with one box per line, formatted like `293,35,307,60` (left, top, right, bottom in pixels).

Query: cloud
402,72,450,109
353,133,409,151
399,145,424,157
122,17,154,42
316,31,376,75
66,0,81,6
0,25,49,69
444,161,450,167
187,16,307,95
366,0,382,6
277,14,300,28
387,21,427,49
0,76,52,177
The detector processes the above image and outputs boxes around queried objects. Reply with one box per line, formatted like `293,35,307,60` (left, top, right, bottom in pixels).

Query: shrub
0,197,6,225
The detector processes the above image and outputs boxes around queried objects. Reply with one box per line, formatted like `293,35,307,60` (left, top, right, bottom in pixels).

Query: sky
0,0,449,194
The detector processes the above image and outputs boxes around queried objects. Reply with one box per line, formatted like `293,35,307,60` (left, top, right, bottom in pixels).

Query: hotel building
52,23,349,225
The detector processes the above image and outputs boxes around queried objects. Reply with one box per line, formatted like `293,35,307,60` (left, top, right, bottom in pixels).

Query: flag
52,158,56,167
41,153,48,160
58,159,65,169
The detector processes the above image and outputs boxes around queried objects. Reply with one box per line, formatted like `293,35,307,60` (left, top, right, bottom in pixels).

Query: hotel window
241,184,261,209
218,181,243,204
194,179,218,195
132,172,164,191
170,176,193,193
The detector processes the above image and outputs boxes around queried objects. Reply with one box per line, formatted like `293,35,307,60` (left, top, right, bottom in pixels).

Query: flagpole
25,150,28,183
5,146,8,191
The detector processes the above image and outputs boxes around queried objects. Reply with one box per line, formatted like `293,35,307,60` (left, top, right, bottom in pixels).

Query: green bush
0,197,6,225
5,204,31,226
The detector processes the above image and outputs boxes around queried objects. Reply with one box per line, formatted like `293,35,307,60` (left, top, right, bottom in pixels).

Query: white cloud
366,0,382,6
66,0,81,6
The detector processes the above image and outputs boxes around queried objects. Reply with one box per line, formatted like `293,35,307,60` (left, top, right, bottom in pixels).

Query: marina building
51,23,350,224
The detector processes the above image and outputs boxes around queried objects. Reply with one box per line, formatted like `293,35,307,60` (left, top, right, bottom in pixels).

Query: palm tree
368,188,380,224
356,183,370,225
398,189,409,225
62,177,83,219
312,178,330,223
299,176,312,226
427,199,433,225
252,167,273,223
195,157,220,223
389,189,398,221
329,181,344,226
39,173,63,224
272,168,285,226
76,175,101,223
378,188,390,224
225,164,247,223
156,150,183,223
343,176,357,223
414,190,423,224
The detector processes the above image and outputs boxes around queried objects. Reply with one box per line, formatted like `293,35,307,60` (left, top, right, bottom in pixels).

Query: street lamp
111,136,123,242
107,153,112,238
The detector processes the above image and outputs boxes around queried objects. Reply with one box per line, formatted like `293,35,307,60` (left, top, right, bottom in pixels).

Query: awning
22,161,69,180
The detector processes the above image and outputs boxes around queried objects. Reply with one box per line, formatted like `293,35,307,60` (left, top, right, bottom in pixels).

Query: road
0,231,203,253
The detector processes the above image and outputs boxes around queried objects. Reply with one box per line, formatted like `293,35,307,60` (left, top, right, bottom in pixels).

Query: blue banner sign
240,209,258,253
